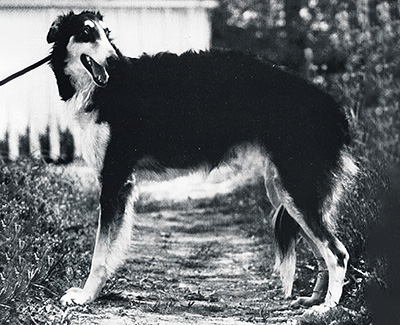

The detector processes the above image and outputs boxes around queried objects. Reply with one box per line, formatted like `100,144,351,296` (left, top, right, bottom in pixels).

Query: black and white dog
47,11,357,312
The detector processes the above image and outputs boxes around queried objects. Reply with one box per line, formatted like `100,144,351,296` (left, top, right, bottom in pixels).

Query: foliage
305,5,400,165
212,0,306,70
0,159,99,324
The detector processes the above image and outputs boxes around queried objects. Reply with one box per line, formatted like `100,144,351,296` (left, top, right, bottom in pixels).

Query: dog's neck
64,50,98,112
66,77,96,116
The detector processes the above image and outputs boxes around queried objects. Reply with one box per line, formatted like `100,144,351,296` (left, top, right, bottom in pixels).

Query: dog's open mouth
80,54,109,87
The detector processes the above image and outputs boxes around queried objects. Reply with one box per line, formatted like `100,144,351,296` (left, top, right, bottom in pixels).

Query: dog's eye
79,27,92,41
82,27,90,36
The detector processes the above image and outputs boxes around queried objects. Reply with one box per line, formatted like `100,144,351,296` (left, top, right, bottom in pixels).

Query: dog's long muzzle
80,54,109,87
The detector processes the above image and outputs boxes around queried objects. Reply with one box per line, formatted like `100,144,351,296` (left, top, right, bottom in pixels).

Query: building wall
0,0,217,160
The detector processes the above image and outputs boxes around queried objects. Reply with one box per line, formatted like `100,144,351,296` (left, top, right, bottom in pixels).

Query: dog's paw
60,287,94,306
290,296,324,308
302,303,332,317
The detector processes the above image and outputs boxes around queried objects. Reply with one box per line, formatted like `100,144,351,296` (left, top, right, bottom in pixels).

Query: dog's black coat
52,35,350,228
49,11,355,307
95,51,348,224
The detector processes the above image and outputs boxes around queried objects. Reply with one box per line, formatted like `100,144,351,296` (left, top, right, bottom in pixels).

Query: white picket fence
0,0,217,161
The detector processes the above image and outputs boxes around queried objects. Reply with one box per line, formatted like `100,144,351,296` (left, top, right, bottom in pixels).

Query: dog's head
47,11,118,100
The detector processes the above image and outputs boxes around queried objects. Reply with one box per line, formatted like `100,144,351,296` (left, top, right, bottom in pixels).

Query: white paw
60,287,94,306
302,303,331,317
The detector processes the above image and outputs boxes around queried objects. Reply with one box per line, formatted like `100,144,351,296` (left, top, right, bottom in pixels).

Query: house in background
0,0,218,161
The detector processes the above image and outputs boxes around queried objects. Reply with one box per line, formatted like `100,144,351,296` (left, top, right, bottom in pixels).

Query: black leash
0,55,52,87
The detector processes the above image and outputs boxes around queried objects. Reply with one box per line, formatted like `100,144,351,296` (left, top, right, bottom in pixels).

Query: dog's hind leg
283,202,349,312
290,229,329,308
311,234,348,312
264,158,347,311
264,159,299,298
61,143,135,305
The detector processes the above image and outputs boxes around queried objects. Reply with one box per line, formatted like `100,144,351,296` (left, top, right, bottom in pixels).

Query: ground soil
61,203,309,324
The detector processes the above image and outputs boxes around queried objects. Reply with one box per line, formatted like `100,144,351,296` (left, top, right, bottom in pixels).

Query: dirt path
62,203,308,324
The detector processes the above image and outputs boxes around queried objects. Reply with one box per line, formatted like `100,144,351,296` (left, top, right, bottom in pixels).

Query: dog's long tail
273,204,300,297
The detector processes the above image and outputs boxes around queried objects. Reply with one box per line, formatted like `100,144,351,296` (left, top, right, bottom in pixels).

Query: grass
0,159,99,324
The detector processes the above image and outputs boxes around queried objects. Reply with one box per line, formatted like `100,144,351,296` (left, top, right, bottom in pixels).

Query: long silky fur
322,150,359,231
102,175,137,276
47,11,357,307
272,205,298,297
273,149,358,299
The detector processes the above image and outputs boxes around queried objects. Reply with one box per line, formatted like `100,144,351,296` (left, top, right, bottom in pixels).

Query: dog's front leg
61,144,135,305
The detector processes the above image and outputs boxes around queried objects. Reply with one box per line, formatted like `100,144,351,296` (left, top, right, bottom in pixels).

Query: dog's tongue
80,54,108,87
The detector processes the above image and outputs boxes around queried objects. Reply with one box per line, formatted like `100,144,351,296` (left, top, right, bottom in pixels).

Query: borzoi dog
47,11,357,313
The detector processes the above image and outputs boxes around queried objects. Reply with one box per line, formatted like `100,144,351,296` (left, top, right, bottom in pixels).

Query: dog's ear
95,11,104,21
47,16,63,43
47,12,73,43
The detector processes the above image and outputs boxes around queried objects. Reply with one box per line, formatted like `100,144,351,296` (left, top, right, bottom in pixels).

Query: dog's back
95,50,349,215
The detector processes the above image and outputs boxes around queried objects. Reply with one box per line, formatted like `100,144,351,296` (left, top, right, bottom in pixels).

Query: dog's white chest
80,118,110,171
67,90,110,171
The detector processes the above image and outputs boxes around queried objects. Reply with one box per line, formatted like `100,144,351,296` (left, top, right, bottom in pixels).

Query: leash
0,55,52,87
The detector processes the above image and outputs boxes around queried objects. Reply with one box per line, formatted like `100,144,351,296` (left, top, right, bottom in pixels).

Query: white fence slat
28,105,41,159
8,124,19,161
